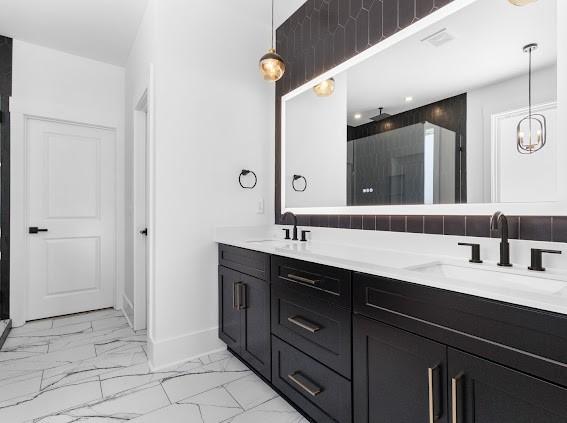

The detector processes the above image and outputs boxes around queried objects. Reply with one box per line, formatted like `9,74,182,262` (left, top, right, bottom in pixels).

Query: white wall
466,65,557,203
130,0,274,368
285,73,347,208
10,40,125,326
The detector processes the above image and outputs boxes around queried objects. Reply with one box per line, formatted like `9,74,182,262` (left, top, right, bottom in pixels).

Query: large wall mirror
281,0,565,215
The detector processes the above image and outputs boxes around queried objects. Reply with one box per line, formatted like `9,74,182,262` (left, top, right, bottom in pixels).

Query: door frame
129,90,149,331
10,103,124,326
490,102,558,203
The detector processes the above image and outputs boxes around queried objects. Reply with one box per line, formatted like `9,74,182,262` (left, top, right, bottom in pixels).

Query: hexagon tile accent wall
0,36,12,96
275,0,453,97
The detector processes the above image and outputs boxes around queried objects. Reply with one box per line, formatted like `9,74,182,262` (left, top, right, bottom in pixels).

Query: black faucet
490,211,512,267
282,212,299,241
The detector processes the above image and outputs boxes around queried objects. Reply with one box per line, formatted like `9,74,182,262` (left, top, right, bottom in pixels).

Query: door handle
29,227,48,234
139,228,148,236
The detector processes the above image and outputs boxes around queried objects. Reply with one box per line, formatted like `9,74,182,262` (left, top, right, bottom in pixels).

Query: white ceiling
346,0,557,126
0,0,149,66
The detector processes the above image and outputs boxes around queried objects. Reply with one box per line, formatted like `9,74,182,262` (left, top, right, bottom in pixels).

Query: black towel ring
239,169,257,189
292,174,307,192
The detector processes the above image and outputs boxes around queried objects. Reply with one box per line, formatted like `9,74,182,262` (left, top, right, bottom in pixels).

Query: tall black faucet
282,212,299,241
490,211,512,267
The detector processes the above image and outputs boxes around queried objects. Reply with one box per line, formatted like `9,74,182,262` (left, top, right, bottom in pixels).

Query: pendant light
313,78,335,97
517,43,546,154
259,0,285,81
508,0,537,5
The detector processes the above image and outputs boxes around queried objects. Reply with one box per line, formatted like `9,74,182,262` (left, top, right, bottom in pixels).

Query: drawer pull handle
288,372,322,397
286,273,320,285
287,316,321,333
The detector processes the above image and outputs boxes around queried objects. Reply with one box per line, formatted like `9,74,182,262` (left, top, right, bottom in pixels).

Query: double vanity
216,228,567,423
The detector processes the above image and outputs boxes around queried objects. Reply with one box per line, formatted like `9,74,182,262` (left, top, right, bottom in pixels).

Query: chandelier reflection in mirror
517,43,546,154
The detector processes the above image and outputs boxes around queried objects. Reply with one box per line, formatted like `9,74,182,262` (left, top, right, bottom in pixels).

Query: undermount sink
410,262,567,296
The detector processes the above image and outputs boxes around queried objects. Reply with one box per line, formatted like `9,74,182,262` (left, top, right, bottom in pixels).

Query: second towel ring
239,169,257,189
292,174,307,192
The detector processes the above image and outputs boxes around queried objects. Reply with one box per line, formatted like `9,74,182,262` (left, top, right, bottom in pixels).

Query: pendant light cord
528,47,532,142
271,0,275,48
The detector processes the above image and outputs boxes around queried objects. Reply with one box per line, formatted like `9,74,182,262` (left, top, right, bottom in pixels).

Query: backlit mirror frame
278,0,567,217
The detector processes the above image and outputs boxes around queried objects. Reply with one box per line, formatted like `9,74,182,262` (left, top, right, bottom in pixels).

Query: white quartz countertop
215,228,567,316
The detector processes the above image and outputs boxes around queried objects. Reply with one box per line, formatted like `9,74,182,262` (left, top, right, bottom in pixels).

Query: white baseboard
147,326,225,370
122,294,134,329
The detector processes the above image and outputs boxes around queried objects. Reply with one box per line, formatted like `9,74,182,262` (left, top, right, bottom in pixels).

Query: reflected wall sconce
313,78,335,97
292,175,307,192
517,43,546,154
239,169,257,189
259,0,285,81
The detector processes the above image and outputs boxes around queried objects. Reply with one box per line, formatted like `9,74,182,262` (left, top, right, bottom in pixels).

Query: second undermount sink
409,262,567,297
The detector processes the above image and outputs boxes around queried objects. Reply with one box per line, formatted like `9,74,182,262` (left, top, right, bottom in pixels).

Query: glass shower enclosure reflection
347,122,457,206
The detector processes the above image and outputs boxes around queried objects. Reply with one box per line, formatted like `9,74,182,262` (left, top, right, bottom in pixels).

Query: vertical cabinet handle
428,366,441,423
233,282,240,310
239,283,247,310
428,367,435,423
232,282,246,310
452,375,462,423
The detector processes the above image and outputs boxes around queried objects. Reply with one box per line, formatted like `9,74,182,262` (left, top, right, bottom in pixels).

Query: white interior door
27,117,116,320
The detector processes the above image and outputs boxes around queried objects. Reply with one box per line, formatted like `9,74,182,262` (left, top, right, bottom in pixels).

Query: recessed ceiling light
405,96,414,103
354,113,362,120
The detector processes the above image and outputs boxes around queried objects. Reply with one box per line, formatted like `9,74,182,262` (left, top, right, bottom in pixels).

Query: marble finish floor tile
0,309,307,422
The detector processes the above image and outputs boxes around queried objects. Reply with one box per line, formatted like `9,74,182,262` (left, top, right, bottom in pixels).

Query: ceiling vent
421,28,455,47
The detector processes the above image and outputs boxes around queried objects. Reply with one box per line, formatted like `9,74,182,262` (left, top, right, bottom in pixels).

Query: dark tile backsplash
274,0,565,244
280,215,567,243
519,216,552,242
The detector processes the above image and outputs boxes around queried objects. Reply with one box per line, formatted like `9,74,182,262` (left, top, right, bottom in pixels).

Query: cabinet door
448,348,567,423
218,266,242,351
354,316,448,423
240,274,271,380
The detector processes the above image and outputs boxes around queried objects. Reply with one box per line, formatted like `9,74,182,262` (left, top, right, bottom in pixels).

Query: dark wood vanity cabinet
218,244,567,423
218,245,271,380
353,316,448,423
448,349,567,423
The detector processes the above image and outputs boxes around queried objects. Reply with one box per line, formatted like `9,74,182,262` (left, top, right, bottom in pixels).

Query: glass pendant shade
508,0,537,5
313,78,335,97
259,48,286,81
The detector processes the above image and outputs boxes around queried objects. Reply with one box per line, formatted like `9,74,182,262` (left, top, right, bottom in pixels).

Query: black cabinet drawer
271,256,351,309
219,244,270,281
272,336,352,423
271,284,351,378
353,272,567,388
